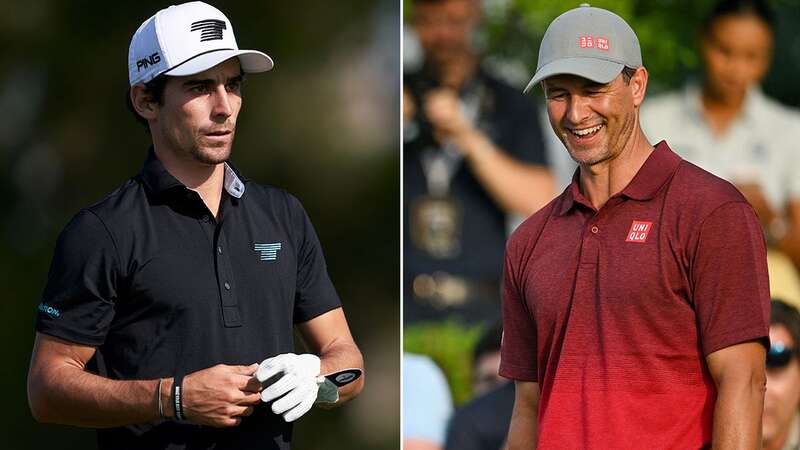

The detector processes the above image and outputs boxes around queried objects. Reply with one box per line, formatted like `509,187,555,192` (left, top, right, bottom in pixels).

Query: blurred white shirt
641,84,800,211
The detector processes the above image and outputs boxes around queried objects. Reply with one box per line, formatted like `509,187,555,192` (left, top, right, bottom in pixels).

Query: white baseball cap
128,1,273,86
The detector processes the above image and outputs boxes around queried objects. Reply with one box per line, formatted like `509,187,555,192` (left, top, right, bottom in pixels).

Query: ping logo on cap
136,52,161,72
579,35,610,51
191,19,227,42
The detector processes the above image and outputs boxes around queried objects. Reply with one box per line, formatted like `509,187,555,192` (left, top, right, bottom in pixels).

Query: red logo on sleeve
626,220,652,243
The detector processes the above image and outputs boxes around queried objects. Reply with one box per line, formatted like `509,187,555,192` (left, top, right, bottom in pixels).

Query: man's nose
211,85,233,121
565,94,591,125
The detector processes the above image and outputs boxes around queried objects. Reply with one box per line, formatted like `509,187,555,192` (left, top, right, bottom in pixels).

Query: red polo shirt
499,141,770,449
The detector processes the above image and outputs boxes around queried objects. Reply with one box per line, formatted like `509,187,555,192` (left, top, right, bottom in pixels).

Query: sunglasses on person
767,341,797,368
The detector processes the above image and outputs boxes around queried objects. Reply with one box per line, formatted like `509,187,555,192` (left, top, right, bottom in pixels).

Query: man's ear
630,67,649,108
130,85,159,121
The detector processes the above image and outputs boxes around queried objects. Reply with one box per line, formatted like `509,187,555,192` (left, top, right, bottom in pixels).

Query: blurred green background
404,0,800,408
405,0,800,102
0,1,399,449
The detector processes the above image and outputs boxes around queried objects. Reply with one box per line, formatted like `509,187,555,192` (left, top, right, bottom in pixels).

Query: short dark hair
472,321,503,365
621,66,637,84
126,74,169,132
702,0,776,35
771,299,800,348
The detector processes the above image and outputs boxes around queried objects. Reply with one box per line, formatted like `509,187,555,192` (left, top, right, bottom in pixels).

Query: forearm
505,407,538,450
29,363,167,427
454,129,554,216
505,381,540,450
317,338,364,404
711,371,766,449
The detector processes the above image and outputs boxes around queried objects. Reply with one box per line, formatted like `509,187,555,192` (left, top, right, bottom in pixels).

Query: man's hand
257,353,337,422
181,363,262,427
423,88,473,141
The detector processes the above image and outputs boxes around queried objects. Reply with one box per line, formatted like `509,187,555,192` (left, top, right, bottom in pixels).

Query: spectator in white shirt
641,0,800,303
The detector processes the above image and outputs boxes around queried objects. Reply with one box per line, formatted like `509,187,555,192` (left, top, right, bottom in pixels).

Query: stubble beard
190,144,230,165
563,111,636,169
189,132,235,166
565,139,612,167
560,129,613,168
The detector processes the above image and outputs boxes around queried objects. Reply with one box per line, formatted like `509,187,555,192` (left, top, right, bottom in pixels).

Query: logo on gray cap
524,3,642,93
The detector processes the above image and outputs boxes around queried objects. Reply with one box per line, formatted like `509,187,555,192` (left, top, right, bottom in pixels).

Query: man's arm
296,307,365,405
706,340,767,450
28,332,262,428
423,89,555,217
504,381,539,450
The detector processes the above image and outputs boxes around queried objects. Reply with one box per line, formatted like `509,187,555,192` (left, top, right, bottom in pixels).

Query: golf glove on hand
256,353,339,422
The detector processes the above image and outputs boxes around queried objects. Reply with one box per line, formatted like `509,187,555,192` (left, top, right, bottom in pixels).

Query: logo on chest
254,242,282,261
625,220,653,243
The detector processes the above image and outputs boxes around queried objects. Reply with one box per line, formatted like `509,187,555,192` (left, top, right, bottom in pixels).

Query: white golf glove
256,353,339,422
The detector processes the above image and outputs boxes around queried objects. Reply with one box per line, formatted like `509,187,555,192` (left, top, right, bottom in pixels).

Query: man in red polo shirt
500,4,770,449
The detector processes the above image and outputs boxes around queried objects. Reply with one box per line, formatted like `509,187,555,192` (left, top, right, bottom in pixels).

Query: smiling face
541,68,647,168
152,57,244,166
702,13,772,104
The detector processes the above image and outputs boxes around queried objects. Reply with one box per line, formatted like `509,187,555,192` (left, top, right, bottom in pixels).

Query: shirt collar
556,141,682,216
223,161,246,198
139,148,248,199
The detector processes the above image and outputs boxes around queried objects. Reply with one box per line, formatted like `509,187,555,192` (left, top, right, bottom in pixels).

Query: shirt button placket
216,231,241,327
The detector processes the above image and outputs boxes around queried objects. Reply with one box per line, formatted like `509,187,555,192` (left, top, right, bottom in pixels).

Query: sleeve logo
37,303,61,318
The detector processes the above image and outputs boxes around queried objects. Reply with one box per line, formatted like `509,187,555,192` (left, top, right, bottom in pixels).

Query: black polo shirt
35,149,342,450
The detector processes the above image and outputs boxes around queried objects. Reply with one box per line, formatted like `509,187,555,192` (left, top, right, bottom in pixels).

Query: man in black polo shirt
26,3,364,449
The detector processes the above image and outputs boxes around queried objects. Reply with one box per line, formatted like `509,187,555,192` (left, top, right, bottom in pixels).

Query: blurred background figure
641,0,800,306
2,1,399,449
444,322,512,450
470,321,506,397
403,353,453,450
764,299,800,450
404,0,554,324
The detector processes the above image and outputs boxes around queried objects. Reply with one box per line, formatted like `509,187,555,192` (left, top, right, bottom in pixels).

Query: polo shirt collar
223,162,246,198
140,148,248,199
556,141,682,216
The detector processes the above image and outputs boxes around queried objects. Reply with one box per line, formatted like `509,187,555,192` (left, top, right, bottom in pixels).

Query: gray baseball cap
523,3,642,93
